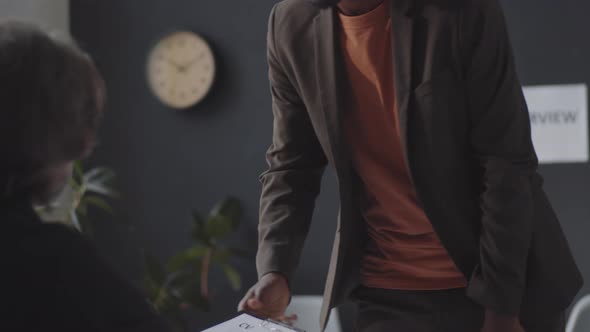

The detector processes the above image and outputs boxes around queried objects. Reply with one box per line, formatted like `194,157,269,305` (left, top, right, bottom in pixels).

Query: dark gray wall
70,0,589,331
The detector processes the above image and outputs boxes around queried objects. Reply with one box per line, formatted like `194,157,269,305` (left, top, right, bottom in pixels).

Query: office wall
0,0,69,33
70,0,589,331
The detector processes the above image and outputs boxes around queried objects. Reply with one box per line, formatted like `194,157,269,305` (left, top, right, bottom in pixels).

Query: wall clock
146,30,216,110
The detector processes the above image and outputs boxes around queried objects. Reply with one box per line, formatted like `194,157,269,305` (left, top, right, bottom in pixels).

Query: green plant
70,161,119,234
143,197,249,332
37,161,118,234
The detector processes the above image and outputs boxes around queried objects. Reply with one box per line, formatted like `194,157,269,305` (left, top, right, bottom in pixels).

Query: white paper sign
523,84,588,164
202,313,302,332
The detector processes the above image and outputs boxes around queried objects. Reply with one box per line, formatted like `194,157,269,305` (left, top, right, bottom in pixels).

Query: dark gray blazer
256,0,583,329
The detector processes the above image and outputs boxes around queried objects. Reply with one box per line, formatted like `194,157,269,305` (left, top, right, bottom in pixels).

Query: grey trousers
352,287,566,332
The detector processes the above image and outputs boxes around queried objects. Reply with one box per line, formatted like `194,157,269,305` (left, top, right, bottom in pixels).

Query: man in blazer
239,0,583,331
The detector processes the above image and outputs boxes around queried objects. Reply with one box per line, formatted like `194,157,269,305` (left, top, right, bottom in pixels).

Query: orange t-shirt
338,1,467,290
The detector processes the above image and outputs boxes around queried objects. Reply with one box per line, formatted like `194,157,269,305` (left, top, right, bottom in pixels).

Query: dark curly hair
0,20,105,200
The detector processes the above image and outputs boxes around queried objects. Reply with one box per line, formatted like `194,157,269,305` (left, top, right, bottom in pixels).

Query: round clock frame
146,30,216,110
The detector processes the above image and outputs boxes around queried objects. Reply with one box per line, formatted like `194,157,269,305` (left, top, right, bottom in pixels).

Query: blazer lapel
314,8,351,331
391,0,416,174
314,7,349,173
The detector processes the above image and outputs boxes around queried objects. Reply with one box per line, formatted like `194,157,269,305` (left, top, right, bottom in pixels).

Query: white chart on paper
523,84,589,164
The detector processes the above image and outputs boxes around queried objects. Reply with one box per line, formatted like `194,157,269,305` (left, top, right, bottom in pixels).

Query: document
202,313,304,332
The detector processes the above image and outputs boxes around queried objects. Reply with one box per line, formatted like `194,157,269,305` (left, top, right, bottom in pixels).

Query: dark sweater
0,198,170,332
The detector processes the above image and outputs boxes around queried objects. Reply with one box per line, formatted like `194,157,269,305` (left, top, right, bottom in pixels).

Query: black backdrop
70,0,589,331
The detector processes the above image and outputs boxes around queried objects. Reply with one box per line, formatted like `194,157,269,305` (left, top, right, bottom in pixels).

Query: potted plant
143,197,250,331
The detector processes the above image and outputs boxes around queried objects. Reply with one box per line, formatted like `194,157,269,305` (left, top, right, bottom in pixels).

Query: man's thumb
247,296,264,310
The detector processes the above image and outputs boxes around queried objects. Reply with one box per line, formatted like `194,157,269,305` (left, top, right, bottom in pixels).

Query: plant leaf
69,176,81,191
210,197,242,229
173,278,210,311
191,229,211,247
157,290,182,315
167,246,207,272
222,264,241,291
84,167,116,183
76,200,88,217
85,182,120,198
191,210,210,245
150,286,184,321
211,248,232,265
167,271,209,311
83,195,113,214
144,276,161,302
205,215,233,239
73,161,84,180
168,270,199,291
144,253,166,287
70,210,82,231
83,167,118,198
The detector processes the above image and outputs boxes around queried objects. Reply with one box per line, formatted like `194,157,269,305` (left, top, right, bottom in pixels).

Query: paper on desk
202,313,302,332
202,314,262,332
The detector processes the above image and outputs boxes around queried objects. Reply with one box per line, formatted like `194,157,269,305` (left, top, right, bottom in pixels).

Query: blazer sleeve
256,4,328,282
460,0,538,315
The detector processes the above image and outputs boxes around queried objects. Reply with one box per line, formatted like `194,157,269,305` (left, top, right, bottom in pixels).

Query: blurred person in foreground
0,20,169,332
239,0,583,331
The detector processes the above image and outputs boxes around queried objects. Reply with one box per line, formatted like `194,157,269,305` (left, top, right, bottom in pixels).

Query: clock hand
165,58,183,71
180,54,204,71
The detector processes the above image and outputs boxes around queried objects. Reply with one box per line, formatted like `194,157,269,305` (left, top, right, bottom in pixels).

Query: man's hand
238,273,291,320
481,310,525,332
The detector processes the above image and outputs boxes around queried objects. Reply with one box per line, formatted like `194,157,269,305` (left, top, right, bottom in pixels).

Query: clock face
147,31,216,109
